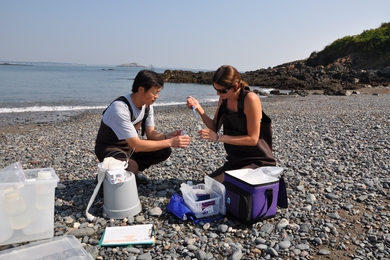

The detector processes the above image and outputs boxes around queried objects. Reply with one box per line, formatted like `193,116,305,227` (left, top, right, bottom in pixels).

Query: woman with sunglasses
186,65,276,183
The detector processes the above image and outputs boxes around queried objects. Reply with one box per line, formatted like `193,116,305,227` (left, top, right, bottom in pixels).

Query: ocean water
0,64,271,114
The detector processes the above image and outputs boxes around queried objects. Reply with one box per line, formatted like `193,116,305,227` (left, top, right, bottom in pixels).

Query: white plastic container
0,235,94,260
0,167,59,246
181,175,226,218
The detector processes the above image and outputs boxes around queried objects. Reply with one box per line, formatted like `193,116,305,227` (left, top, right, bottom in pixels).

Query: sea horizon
0,64,272,114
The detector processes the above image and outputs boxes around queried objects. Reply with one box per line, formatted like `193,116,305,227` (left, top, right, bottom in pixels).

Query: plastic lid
4,190,20,201
37,171,52,180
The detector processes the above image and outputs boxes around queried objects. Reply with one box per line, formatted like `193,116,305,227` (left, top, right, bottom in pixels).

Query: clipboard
98,224,155,246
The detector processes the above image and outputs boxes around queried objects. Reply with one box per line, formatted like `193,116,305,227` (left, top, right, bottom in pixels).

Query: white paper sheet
99,224,155,246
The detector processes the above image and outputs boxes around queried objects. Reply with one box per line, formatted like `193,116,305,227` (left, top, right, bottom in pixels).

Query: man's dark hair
131,70,164,93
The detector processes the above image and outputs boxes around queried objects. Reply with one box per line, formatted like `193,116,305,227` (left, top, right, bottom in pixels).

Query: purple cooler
224,168,281,224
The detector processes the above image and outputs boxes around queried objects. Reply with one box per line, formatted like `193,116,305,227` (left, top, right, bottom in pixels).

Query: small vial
181,130,188,136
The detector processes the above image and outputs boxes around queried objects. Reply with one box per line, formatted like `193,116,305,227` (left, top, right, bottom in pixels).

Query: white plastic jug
35,170,54,210
4,188,30,230
0,189,14,243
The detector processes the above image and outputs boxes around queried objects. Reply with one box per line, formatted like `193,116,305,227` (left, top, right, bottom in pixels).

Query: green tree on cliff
308,22,390,69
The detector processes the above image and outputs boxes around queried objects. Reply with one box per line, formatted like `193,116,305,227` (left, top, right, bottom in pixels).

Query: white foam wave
154,98,219,107
0,98,220,113
0,105,106,113
154,101,186,106
250,86,274,95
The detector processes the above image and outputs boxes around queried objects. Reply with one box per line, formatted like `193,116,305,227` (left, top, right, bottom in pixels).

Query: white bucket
102,171,141,219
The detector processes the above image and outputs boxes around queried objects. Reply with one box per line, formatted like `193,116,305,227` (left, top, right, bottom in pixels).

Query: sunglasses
213,86,231,94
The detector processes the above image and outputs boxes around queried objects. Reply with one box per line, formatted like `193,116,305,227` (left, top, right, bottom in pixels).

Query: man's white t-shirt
102,94,155,140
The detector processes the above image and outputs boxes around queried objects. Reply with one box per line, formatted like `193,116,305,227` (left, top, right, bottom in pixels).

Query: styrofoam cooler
102,171,141,219
0,167,59,246
224,167,282,223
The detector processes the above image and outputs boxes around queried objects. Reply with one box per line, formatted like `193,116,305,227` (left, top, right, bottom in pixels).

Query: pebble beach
0,91,389,259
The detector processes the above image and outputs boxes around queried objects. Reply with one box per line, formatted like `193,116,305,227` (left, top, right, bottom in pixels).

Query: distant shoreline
0,63,32,66
1,89,388,134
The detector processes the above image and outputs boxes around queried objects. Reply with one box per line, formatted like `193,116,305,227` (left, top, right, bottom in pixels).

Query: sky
1,1,389,72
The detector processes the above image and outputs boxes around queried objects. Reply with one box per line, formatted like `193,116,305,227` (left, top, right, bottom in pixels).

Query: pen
149,225,155,238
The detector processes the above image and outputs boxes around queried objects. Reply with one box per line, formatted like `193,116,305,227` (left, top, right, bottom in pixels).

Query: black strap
103,96,149,136
248,188,274,224
277,176,288,208
215,100,226,132
216,87,250,129
237,87,249,118
141,106,150,136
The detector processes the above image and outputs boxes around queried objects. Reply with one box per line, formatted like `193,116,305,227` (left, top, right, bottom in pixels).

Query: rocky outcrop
161,59,390,95
117,62,146,67
161,70,213,84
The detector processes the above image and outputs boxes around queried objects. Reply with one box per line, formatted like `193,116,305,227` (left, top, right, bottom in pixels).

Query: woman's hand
186,96,200,110
198,128,219,142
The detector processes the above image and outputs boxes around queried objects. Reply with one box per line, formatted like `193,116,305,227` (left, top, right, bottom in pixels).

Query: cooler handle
250,188,273,224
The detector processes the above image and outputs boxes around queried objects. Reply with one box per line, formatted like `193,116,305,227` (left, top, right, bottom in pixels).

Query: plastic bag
101,157,128,171
0,162,25,183
239,166,284,185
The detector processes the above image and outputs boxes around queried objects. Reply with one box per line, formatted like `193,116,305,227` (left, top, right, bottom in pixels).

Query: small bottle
4,188,30,230
181,130,189,136
35,171,53,210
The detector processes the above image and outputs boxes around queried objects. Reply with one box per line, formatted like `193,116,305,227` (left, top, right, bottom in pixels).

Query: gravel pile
0,93,389,259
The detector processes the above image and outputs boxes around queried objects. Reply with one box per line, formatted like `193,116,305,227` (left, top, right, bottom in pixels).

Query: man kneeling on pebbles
95,70,190,185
